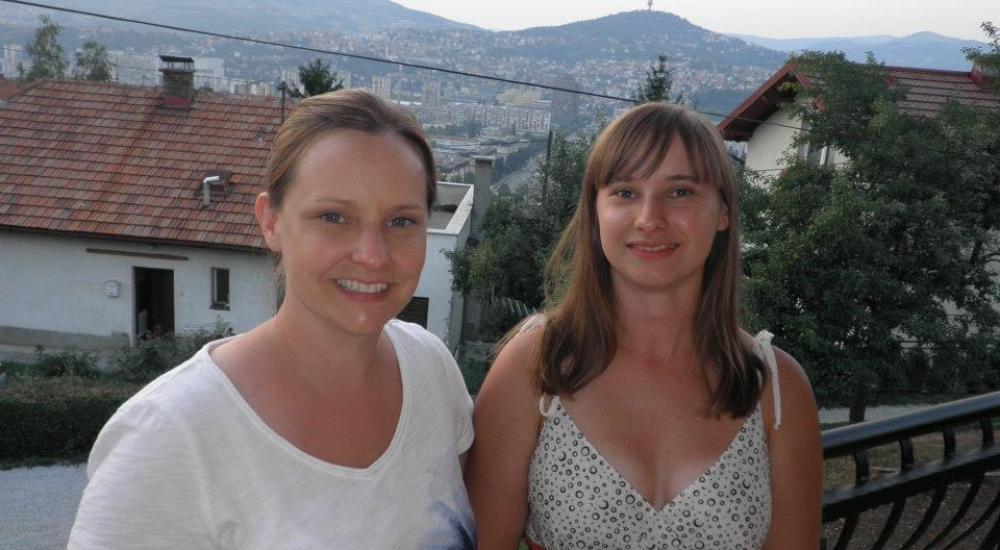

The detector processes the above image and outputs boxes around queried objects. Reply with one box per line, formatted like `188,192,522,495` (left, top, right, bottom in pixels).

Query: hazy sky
394,0,994,41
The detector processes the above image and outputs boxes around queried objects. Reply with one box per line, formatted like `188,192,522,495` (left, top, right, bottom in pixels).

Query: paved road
0,464,86,550
819,404,929,425
0,404,933,549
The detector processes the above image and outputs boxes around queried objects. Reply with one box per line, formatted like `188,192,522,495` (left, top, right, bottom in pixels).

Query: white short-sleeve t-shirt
69,320,475,550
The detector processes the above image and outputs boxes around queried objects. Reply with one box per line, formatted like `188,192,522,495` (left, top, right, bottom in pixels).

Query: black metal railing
822,391,1000,549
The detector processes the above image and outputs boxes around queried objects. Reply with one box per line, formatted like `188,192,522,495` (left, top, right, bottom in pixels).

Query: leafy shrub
479,301,528,343
460,358,489,395
112,320,233,384
0,376,140,460
33,346,99,378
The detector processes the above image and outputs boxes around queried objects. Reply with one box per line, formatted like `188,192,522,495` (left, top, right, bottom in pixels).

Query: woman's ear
717,201,730,232
255,192,281,253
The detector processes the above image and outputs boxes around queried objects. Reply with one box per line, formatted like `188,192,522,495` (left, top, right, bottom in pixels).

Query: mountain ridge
0,0,481,33
729,31,988,70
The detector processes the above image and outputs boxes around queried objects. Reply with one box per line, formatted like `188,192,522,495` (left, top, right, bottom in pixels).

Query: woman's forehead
606,136,709,185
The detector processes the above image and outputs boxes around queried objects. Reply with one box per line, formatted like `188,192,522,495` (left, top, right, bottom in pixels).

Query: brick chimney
971,60,997,88
159,55,195,108
471,156,494,240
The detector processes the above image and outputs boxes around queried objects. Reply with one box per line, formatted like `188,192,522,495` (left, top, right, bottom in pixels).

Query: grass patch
460,358,489,395
0,359,42,378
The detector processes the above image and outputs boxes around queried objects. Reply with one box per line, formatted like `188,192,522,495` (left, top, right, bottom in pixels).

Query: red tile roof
0,78,22,100
0,80,284,250
719,62,1000,141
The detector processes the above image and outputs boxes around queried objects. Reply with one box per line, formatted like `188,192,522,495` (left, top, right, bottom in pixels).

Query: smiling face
595,136,729,298
256,130,429,337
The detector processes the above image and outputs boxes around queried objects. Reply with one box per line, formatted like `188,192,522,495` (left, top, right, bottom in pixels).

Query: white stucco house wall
414,182,474,352
0,60,478,357
0,182,473,353
0,232,278,349
719,61,997,172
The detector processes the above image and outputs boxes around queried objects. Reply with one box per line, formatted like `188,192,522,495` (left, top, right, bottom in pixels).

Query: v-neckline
549,397,759,512
204,323,412,477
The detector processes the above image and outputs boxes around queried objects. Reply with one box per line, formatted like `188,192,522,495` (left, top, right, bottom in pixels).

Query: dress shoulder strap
538,394,560,417
519,313,546,334
753,330,782,430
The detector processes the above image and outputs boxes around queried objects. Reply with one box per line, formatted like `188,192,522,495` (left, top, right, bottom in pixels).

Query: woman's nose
634,198,666,231
351,225,389,269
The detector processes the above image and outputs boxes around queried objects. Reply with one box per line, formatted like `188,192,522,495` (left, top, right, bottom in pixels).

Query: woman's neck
261,297,388,387
612,284,701,366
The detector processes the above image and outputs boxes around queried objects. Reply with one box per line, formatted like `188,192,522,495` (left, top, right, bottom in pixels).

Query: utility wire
4,0,997,162
1,0,629,102
5,45,259,85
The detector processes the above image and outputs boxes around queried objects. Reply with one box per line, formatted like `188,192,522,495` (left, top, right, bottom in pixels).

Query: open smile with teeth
630,243,679,252
336,279,389,294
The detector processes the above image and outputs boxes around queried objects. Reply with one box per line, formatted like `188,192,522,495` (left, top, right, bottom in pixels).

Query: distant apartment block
2,44,20,77
423,80,442,108
550,75,580,130
193,57,226,92
108,51,159,86
371,74,392,99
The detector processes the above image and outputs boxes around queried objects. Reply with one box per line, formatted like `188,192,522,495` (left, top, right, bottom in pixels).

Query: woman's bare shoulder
770,345,815,411
482,316,545,400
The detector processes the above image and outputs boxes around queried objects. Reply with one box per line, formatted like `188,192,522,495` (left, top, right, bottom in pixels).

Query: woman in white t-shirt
70,90,475,549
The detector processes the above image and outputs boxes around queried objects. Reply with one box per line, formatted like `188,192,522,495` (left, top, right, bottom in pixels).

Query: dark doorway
397,296,429,328
134,267,174,339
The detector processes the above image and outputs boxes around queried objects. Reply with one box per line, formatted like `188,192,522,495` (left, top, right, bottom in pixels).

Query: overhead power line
1,0,630,103
3,0,997,162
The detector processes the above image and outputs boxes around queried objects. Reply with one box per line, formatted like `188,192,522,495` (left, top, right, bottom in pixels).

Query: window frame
210,267,230,310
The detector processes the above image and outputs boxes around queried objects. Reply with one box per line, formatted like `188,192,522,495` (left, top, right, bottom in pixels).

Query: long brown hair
534,102,764,418
266,88,436,210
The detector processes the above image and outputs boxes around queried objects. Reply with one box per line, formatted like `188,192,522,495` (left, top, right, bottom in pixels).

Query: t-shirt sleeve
68,398,216,550
427,334,475,455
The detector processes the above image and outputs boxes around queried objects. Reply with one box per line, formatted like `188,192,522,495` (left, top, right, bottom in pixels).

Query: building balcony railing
822,391,1000,549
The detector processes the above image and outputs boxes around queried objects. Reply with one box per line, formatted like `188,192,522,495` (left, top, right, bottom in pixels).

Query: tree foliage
963,21,1000,93
633,54,683,104
743,47,1000,421
290,58,343,97
447,134,590,339
18,15,66,82
73,41,112,82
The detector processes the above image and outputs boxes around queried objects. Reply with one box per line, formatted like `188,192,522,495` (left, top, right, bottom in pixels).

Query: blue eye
614,189,635,200
320,212,345,223
389,217,417,228
670,188,693,199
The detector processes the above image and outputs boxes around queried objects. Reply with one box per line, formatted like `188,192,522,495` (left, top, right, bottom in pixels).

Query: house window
211,268,230,310
397,296,429,328
802,139,836,168
803,139,826,167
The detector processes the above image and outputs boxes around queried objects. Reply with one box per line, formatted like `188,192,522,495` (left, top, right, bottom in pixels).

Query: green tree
462,118,483,138
447,133,590,339
73,41,112,82
17,15,67,82
290,58,343,97
743,48,1000,422
633,54,683,104
963,21,1000,92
